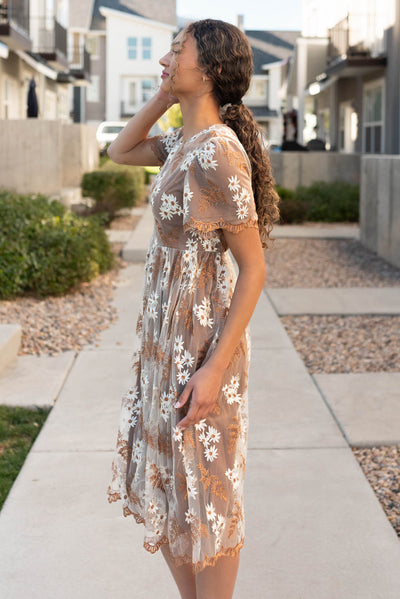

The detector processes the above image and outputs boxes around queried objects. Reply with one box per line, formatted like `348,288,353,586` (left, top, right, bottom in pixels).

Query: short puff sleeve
149,127,183,165
183,134,258,234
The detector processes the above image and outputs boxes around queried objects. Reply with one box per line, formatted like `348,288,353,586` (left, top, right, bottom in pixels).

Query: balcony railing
68,42,91,81
0,0,31,51
328,12,387,64
30,16,67,56
0,0,29,32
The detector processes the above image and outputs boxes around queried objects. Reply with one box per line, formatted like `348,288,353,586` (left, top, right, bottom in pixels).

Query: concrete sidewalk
1,207,400,598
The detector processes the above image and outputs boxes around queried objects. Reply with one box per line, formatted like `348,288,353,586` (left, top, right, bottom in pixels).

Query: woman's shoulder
200,124,251,171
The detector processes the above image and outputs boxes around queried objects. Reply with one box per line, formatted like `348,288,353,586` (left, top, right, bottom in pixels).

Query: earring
202,75,206,82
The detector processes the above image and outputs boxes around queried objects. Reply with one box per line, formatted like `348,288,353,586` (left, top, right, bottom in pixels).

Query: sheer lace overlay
107,123,258,574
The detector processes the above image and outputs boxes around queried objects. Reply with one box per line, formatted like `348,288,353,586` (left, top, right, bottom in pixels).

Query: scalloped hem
183,216,259,235
107,488,244,574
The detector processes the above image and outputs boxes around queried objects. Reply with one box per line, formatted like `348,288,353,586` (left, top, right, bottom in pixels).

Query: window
142,80,153,102
127,37,137,59
87,75,100,102
363,82,383,153
142,37,152,59
129,82,136,106
86,36,100,59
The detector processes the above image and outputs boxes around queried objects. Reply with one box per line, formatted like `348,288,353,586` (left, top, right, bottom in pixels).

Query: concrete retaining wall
269,152,361,189
360,155,400,269
0,120,98,196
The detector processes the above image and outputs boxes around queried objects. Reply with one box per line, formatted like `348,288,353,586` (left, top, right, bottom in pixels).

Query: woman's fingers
174,380,193,409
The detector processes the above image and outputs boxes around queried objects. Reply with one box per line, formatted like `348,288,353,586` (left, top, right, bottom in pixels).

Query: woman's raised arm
107,90,178,167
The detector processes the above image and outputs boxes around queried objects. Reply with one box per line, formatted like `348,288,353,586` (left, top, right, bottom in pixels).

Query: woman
106,18,280,599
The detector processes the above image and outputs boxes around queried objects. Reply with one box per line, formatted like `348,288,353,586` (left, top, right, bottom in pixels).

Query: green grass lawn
0,405,51,510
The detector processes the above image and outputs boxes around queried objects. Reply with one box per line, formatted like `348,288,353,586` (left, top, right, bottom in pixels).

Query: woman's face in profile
159,28,205,98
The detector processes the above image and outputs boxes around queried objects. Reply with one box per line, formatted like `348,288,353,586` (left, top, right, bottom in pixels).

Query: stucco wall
360,155,400,269
0,120,98,196
269,151,360,189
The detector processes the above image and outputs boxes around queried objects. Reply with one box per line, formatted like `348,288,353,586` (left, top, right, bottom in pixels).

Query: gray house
285,0,400,154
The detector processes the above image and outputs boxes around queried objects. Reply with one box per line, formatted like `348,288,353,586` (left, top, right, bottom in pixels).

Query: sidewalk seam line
311,374,352,446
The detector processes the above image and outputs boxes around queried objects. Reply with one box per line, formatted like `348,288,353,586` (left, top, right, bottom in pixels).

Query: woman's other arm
175,226,266,429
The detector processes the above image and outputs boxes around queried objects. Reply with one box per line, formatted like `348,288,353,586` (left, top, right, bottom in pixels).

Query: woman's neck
179,94,222,142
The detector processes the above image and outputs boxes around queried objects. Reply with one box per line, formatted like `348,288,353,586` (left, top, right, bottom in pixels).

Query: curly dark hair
185,19,280,248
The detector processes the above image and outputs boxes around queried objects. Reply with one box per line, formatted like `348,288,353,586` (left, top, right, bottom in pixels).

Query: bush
0,192,114,299
295,180,359,222
275,180,359,224
275,185,308,224
81,161,145,221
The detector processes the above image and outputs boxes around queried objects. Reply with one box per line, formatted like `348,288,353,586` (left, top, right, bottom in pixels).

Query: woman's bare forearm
107,91,173,162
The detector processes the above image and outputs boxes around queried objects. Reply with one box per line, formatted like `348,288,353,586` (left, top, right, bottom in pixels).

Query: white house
98,7,176,123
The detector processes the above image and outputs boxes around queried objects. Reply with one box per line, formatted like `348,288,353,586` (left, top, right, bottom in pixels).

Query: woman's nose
159,52,170,67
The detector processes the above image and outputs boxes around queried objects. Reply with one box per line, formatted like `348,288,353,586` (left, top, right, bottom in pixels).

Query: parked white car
96,121,127,152
96,120,164,153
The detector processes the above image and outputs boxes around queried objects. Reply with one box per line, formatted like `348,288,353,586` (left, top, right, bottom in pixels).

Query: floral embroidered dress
106,123,259,574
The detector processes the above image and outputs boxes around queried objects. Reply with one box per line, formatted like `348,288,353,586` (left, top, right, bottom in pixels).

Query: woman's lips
161,71,169,79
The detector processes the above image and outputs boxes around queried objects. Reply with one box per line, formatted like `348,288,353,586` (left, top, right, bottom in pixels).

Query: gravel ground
264,238,400,287
0,212,135,357
265,236,400,541
352,444,400,538
280,315,400,374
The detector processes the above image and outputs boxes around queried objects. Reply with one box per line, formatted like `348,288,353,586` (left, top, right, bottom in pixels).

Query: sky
176,0,303,31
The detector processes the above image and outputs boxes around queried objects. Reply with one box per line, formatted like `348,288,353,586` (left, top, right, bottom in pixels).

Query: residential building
243,27,300,147
0,0,91,120
70,0,176,127
285,0,400,153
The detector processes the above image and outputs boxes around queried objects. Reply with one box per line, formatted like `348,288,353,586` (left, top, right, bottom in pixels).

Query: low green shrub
295,180,359,222
81,161,145,220
275,180,359,224
275,185,308,224
0,192,114,299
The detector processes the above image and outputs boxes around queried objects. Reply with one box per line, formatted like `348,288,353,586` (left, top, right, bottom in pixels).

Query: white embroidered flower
236,204,249,220
175,353,183,369
185,507,196,524
222,375,242,405
195,419,207,431
201,237,219,252
197,151,218,171
148,499,159,513
198,431,209,447
204,444,218,462
182,350,195,368
205,502,216,521
225,461,241,489
187,478,198,499
174,335,184,353
177,368,190,385
228,174,240,192
173,426,183,442
206,426,221,444
186,237,198,250
239,188,251,204
125,386,139,401
180,151,197,172
146,291,159,320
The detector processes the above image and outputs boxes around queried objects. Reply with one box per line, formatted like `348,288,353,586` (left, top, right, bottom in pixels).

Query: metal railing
30,16,67,56
0,0,30,33
69,42,91,78
328,12,387,64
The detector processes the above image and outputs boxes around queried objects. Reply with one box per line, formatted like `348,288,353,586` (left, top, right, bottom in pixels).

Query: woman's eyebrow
171,40,181,48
